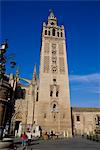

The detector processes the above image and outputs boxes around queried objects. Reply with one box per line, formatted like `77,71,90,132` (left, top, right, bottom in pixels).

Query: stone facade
35,11,72,137
11,11,100,137
11,11,72,137
71,107,100,136
11,66,39,134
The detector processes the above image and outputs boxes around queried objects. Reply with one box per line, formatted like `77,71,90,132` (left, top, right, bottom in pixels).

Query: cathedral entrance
15,121,21,132
15,121,22,137
12,112,23,137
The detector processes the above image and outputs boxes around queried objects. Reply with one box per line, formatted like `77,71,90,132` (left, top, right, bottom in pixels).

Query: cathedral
11,11,100,137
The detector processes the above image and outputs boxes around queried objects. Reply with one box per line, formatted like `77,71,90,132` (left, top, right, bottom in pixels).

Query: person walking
27,131,32,145
21,132,28,147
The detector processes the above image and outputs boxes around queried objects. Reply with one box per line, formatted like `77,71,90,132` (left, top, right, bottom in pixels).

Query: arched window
45,30,47,35
61,32,63,37
48,30,50,35
57,32,59,37
52,28,55,36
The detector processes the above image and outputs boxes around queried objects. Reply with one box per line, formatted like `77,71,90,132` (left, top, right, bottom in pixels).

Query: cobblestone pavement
14,137,100,150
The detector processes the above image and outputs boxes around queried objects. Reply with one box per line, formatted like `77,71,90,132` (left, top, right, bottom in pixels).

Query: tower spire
33,64,36,76
49,9,55,18
32,64,37,82
48,9,57,25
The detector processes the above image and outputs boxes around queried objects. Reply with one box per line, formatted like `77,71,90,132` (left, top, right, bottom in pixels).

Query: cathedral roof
72,107,100,112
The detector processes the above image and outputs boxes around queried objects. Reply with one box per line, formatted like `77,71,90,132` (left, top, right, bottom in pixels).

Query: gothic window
59,44,64,55
48,30,50,36
45,30,47,35
61,32,63,37
57,32,59,37
44,56,49,73
76,116,80,122
44,43,49,54
52,28,55,36
59,57,65,74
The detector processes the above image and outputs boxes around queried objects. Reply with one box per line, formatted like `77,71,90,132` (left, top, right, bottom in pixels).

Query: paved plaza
14,137,100,150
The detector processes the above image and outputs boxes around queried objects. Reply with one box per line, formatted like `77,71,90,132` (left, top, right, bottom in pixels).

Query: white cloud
69,73,100,94
69,73,100,83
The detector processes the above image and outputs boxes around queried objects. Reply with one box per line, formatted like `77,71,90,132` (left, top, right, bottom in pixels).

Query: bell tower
36,10,72,137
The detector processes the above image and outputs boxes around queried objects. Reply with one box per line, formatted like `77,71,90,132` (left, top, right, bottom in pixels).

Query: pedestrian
21,132,28,147
27,130,32,145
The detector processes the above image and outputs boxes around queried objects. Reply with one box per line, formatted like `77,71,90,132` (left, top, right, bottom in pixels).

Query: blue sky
1,1,100,107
